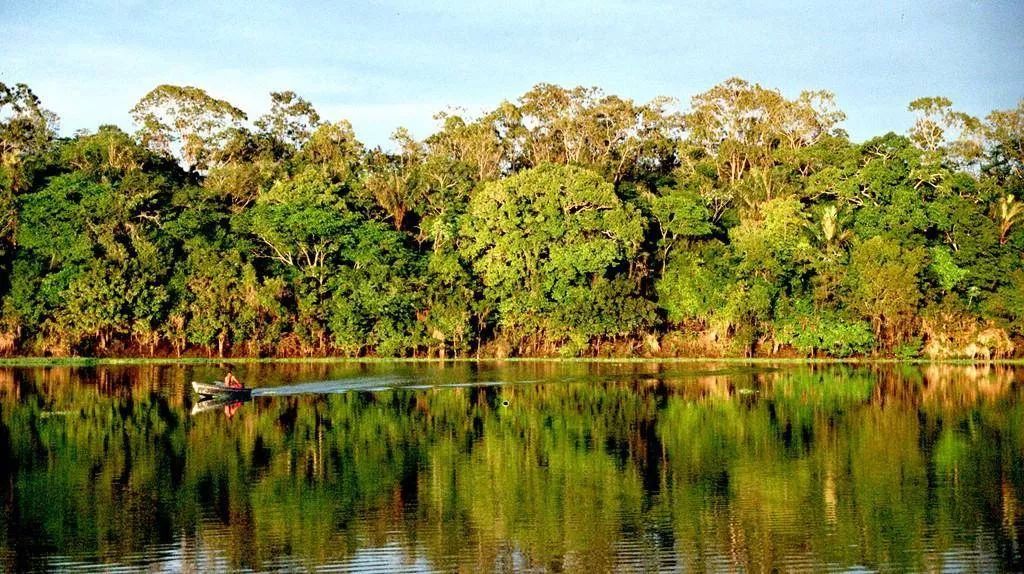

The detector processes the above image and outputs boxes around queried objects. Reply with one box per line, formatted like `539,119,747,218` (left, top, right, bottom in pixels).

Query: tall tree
131,84,247,172
461,163,645,350
907,97,983,166
684,78,844,206
255,90,322,151
0,82,57,192
362,128,425,231
844,236,926,345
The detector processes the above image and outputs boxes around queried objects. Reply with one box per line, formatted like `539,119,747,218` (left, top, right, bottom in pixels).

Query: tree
131,84,247,172
297,121,363,184
413,154,475,246
807,205,852,252
327,222,424,356
1,180,15,290
0,82,57,192
247,173,354,288
984,270,1024,336
461,163,644,349
804,204,853,306
907,97,982,165
516,84,681,183
418,249,477,358
844,236,926,345
52,261,146,352
984,100,1024,182
843,134,931,245
62,125,155,178
656,241,734,327
773,300,874,357
179,247,251,356
928,191,1004,295
995,194,1023,245
1,79,1023,358
362,129,425,231
255,91,321,150
730,196,810,283
9,122,179,353
427,104,520,182
648,184,713,270
684,78,844,206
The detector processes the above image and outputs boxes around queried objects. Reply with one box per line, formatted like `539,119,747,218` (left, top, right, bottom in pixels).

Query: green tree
131,84,247,172
362,129,425,231
648,184,713,270
1,79,1023,358
0,81,57,192
684,78,844,207
255,91,321,151
984,99,1024,184
844,236,926,346
326,222,424,356
907,97,983,165
461,163,644,350
730,196,810,283
656,241,734,328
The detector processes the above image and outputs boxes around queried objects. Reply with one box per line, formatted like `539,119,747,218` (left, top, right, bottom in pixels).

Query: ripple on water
3,362,1024,572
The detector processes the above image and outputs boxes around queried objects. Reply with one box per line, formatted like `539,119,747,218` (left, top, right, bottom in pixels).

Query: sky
2,0,1022,148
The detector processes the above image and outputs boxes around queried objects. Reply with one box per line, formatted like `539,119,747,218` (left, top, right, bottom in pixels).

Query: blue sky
2,0,1022,148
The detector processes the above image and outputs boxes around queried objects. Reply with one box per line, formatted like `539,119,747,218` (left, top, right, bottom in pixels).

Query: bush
892,337,924,360
775,310,875,357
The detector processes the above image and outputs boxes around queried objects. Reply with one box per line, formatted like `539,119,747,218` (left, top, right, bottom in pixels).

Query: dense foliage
1,80,1022,357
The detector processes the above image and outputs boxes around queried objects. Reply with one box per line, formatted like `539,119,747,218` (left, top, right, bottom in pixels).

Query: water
0,361,1022,572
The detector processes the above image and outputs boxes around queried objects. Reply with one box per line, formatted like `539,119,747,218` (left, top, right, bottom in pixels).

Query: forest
0,79,1021,358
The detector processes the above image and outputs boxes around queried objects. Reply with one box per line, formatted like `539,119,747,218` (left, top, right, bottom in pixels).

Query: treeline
0,80,1021,358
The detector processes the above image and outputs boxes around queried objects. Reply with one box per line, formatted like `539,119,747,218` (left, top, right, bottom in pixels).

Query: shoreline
1,356,1022,367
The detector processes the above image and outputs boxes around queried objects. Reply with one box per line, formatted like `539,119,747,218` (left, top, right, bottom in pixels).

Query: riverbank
2,356,1023,367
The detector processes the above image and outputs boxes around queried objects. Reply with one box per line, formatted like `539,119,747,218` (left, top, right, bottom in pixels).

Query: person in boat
222,372,243,419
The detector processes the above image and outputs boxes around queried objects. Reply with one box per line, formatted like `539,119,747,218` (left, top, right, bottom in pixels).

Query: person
224,372,243,389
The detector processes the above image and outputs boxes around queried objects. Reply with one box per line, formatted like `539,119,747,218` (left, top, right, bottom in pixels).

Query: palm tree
997,194,1023,245
809,205,852,252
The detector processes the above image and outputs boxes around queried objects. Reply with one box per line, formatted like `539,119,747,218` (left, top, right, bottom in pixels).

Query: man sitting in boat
224,372,243,389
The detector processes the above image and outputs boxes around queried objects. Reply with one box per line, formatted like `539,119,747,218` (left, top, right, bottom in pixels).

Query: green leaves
929,246,968,293
130,84,247,172
730,196,810,281
907,96,983,165
844,237,926,344
656,242,733,326
0,82,57,193
326,222,424,356
1,80,1023,357
774,305,875,358
255,91,321,150
462,164,646,346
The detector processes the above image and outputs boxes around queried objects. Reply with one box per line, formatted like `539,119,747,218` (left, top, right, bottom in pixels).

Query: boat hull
192,381,250,397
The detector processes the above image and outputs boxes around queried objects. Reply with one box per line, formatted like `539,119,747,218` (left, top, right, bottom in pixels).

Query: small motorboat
192,381,251,398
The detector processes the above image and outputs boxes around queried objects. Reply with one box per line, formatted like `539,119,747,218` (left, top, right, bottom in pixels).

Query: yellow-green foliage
1,81,1023,358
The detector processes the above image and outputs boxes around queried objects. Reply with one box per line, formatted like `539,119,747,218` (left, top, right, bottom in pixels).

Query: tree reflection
0,363,1021,571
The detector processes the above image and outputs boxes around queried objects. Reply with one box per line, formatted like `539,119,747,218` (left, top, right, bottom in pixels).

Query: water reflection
0,362,1022,571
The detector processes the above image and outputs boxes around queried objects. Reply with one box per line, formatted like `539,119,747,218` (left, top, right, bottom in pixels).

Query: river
0,361,1021,572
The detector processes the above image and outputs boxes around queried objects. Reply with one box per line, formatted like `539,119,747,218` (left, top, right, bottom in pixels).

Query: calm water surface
0,362,1022,572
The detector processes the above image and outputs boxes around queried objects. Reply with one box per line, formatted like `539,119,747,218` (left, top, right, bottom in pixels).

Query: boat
192,381,251,398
